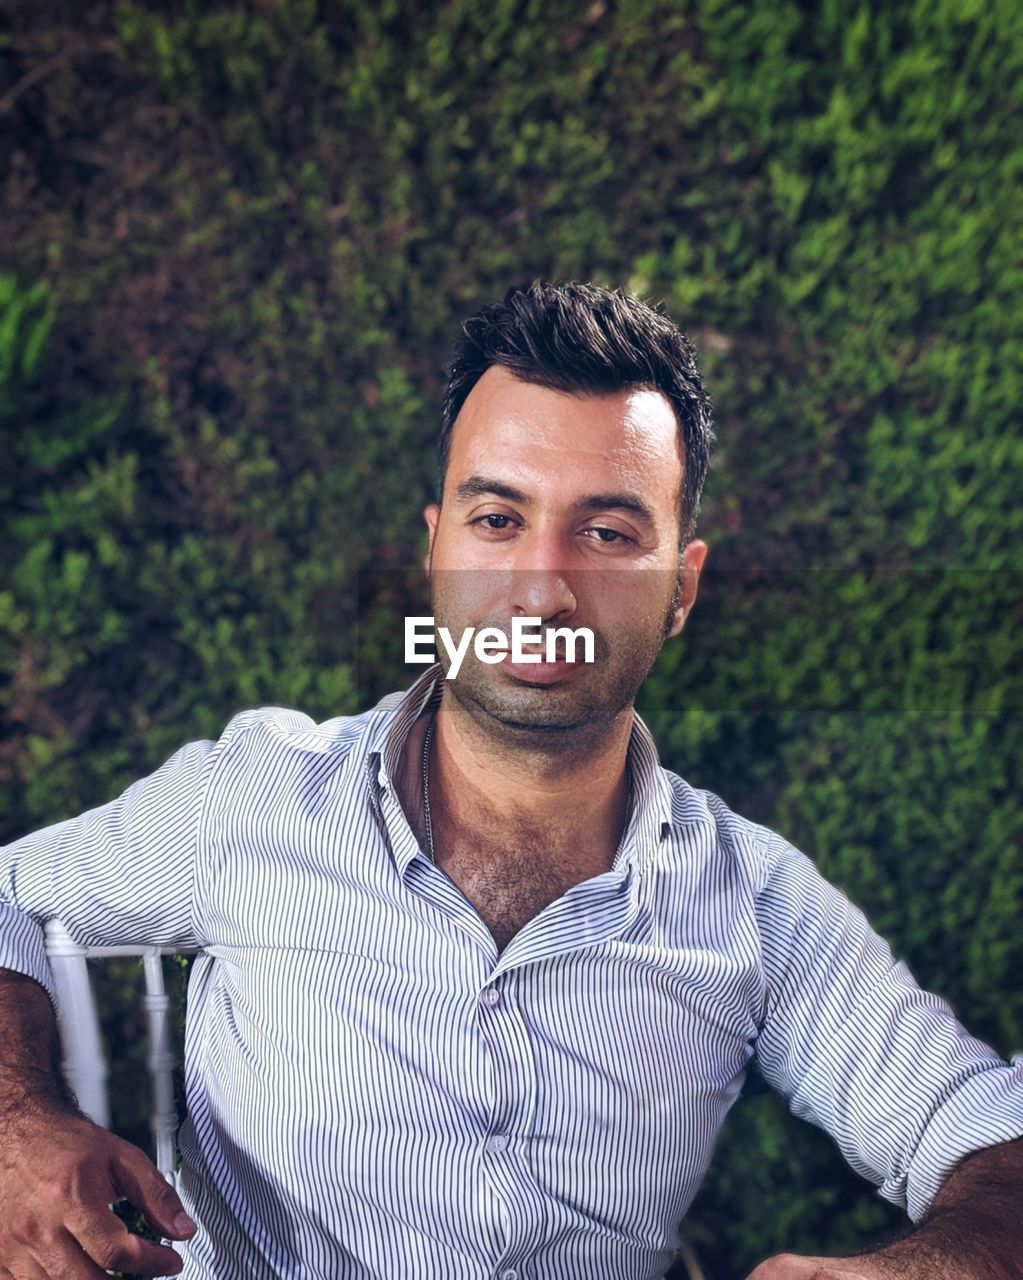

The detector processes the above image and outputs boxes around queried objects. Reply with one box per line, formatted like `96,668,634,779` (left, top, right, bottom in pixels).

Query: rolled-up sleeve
0,714,253,1006
751,832,1023,1221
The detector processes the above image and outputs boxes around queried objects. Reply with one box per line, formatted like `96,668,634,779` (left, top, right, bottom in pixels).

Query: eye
470,512,518,533
584,526,634,545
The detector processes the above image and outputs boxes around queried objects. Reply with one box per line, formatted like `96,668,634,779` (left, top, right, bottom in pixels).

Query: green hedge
2,2,1021,1275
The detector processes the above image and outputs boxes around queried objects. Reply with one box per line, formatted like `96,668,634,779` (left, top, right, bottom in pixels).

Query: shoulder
660,768,804,897
207,689,407,774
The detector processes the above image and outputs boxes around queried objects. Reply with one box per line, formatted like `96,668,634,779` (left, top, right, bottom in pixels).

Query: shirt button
481,987,501,1008
500,1271,517,1280
488,1134,509,1154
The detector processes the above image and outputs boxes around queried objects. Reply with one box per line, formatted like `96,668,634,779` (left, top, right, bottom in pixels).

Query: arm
745,1136,1023,1279
741,824,1023,1273
0,969,195,1278
0,727,241,1278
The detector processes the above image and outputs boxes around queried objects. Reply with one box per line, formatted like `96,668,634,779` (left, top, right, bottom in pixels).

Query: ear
665,539,709,639
423,503,440,571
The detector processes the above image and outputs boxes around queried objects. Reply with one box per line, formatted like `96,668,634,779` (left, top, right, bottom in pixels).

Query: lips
499,648,586,684
506,640,575,661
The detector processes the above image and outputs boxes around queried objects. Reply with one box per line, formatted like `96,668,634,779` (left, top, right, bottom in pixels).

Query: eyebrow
452,475,657,526
577,492,656,526
453,476,529,504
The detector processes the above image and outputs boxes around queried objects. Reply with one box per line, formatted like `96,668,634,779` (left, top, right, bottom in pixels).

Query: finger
25,1227,117,1280
7,1262,49,1280
745,1256,822,1279
108,1146,196,1241
67,1211,183,1278
2,1222,107,1280
7,1232,100,1280
745,1257,867,1280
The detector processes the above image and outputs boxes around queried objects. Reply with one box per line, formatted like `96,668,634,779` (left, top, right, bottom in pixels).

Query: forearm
867,1139,1023,1280
748,1139,1023,1279
0,973,194,1276
0,969,79,1124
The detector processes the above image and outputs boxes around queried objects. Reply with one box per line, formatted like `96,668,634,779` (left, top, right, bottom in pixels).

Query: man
0,281,1020,1280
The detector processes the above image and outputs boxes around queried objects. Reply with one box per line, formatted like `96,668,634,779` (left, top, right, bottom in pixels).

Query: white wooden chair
44,920,192,1186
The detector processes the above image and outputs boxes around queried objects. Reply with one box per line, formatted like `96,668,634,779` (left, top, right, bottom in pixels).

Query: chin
453,672,631,739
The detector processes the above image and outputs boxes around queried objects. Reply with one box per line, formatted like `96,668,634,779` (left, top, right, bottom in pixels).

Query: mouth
498,647,587,685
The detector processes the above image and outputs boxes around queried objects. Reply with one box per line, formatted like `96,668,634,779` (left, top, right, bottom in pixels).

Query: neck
422,686,635,859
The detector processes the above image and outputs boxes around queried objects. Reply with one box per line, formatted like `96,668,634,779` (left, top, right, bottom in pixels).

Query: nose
507,532,578,621
509,571,578,622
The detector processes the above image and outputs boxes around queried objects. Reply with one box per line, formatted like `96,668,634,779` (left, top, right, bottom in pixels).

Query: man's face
423,366,707,744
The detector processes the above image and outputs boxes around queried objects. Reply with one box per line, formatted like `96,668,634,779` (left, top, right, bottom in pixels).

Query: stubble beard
430,574,680,755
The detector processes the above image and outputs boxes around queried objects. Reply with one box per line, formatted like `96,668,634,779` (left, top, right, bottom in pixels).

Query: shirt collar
370,665,673,874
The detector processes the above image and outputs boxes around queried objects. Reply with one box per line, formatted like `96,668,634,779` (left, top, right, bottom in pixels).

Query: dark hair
438,279,714,545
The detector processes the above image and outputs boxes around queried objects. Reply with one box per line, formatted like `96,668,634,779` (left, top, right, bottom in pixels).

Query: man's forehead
449,367,682,471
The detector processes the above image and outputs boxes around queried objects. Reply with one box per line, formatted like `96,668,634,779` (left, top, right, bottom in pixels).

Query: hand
0,1107,195,1278
745,1253,893,1279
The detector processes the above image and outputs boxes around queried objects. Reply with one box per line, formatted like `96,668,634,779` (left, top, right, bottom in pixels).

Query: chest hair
396,720,617,951
435,825,611,952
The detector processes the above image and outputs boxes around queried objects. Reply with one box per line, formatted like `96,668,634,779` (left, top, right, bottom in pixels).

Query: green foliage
2,2,1021,1276
0,276,56,393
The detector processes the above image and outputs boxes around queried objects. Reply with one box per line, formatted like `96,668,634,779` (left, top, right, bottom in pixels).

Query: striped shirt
2,666,1021,1280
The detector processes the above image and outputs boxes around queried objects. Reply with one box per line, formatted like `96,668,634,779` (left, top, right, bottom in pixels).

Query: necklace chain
420,716,634,865
421,717,437,863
